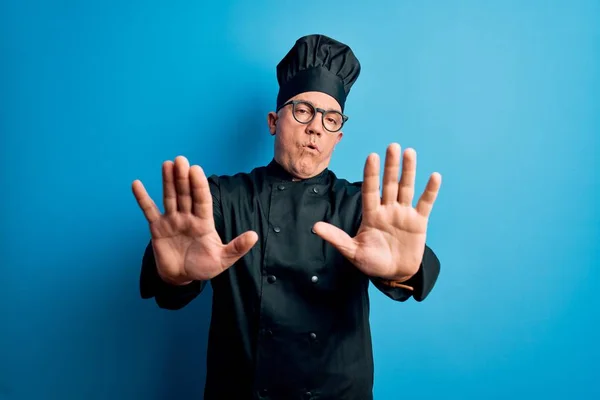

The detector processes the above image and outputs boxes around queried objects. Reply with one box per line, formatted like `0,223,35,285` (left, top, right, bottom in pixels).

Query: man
132,34,442,400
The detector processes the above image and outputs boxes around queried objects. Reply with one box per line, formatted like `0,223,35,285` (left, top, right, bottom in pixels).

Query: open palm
132,156,258,285
313,143,441,282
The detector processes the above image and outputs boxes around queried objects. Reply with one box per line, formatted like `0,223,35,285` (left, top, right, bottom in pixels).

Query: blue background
1,0,598,399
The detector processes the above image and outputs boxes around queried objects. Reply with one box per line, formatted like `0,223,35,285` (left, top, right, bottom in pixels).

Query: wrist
375,276,414,291
158,269,193,286
374,267,420,290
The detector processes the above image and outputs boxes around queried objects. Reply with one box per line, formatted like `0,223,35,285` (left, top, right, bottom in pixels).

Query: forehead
289,91,341,112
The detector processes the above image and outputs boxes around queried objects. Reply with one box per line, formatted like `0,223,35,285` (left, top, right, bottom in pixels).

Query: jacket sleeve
138,174,223,310
370,244,441,302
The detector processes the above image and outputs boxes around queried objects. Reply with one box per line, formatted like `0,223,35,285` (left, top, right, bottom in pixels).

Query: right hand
132,156,258,285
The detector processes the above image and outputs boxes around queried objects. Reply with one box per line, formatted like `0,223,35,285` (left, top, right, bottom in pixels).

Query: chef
133,33,442,400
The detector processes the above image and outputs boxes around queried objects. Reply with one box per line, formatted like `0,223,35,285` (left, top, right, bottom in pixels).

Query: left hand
313,143,441,282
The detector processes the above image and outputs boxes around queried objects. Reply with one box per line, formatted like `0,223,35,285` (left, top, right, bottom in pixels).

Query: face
267,91,344,180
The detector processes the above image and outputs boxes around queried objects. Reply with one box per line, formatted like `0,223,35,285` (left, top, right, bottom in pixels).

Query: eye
295,104,312,114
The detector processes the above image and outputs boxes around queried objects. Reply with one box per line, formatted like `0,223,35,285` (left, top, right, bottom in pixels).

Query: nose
305,115,323,136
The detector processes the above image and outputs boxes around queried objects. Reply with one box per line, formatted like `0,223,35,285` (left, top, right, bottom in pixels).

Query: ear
334,131,343,146
267,112,278,135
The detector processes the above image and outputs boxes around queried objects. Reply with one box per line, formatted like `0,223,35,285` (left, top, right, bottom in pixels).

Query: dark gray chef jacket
140,159,441,400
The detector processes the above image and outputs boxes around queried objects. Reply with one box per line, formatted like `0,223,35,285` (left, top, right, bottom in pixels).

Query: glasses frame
276,100,348,133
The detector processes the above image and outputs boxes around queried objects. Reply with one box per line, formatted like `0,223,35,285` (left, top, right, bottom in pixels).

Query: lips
305,143,320,152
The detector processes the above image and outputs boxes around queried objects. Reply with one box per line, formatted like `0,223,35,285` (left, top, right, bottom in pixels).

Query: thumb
221,231,259,268
313,222,358,261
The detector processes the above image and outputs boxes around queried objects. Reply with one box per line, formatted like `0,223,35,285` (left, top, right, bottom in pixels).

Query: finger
221,231,259,268
162,161,177,214
174,156,192,213
416,172,442,217
312,222,358,262
190,165,214,221
381,143,401,205
398,148,417,206
362,153,381,216
132,180,162,224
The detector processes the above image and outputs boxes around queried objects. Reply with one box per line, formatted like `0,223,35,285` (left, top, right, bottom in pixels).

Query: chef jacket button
259,388,268,397
311,275,318,283
273,226,281,233
277,184,285,190
309,332,317,340
267,275,276,284
312,187,319,194
305,391,312,398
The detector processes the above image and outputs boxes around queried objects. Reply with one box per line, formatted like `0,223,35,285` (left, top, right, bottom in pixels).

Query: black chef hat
276,34,361,112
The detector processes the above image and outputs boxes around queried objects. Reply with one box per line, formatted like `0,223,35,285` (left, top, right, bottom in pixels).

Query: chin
293,158,321,177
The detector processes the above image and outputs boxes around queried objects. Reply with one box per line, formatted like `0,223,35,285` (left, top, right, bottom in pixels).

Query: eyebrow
295,99,341,113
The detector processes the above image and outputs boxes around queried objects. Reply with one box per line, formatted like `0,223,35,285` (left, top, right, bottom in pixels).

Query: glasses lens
323,111,343,132
293,102,315,123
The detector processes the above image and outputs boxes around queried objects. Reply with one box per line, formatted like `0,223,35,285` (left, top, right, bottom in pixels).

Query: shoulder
207,165,268,194
326,171,364,231
328,170,363,197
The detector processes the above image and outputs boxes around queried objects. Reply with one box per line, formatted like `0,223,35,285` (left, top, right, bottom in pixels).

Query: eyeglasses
276,100,348,132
